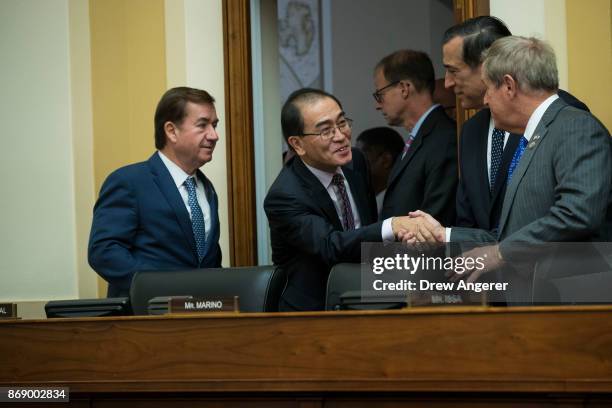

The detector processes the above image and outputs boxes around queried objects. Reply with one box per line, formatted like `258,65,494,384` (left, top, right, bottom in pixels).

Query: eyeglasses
372,81,400,103
301,118,353,140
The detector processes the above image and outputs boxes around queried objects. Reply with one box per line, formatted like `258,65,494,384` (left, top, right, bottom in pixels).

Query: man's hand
446,244,504,283
392,216,439,243
407,210,445,243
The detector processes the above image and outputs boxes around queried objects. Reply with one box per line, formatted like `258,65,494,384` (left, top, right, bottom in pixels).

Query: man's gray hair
483,36,559,93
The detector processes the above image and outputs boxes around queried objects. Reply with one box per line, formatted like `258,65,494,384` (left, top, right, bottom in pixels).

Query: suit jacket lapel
388,106,443,186
497,99,566,237
196,170,220,260
475,110,492,209
148,153,198,259
293,158,343,230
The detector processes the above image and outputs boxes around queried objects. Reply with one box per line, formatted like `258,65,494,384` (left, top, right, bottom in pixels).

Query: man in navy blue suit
88,87,222,297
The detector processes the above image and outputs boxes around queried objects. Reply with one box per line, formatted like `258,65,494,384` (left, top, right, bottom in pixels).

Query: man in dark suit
409,37,611,303
441,16,589,236
88,87,222,297
373,50,457,226
264,88,439,311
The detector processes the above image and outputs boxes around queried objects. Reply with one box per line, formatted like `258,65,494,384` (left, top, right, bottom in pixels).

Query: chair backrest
326,263,409,311
130,266,285,315
549,271,612,304
326,263,361,311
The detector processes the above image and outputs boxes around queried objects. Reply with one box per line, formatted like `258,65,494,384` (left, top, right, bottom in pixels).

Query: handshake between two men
390,211,503,284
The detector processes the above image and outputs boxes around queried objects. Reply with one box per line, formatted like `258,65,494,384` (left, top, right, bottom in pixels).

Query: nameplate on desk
168,296,239,313
0,303,17,319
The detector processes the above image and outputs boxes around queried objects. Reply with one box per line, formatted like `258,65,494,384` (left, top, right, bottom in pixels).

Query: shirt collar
302,160,344,189
409,103,440,136
523,94,559,142
158,151,193,188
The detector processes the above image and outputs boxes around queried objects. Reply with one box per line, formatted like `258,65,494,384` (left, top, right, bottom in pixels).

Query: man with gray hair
406,36,611,302
440,16,588,238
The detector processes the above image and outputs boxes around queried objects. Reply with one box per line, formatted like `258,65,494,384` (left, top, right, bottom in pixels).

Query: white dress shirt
158,151,211,237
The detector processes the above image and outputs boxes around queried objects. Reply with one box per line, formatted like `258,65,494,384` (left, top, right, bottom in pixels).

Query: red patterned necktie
401,133,416,159
331,173,355,231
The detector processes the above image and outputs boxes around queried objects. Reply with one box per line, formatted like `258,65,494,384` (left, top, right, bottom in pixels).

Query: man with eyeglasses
373,49,457,226
264,88,441,311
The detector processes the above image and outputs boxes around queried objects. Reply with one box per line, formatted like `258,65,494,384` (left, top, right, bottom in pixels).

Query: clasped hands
391,210,445,244
391,210,503,282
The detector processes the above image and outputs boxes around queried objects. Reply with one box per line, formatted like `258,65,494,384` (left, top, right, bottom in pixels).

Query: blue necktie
489,128,505,192
184,177,206,261
507,136,528,185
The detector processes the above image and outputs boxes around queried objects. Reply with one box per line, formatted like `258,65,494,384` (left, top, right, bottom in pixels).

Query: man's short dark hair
442,16,512,69
357,127,405,163
375,50,435,95
281,88,343,143
154,87,215,149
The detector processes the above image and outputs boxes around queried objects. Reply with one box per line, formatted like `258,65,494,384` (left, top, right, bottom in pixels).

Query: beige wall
491,0,611,128
69,0,97,299
566,0,612,130
0,0,230,309
182,0,230,265
90,0,167,192
89,0,168,296
0,0,79,303
0,0,97,317
490,0,569,90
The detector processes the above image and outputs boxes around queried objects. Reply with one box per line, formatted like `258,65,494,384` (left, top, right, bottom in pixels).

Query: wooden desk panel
1,306,612,405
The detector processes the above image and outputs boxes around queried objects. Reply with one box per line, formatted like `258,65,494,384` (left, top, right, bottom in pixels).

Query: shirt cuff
382,218,395,242
445,227,452,242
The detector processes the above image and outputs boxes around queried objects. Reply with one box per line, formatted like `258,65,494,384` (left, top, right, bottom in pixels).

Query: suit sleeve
264,188,383,268
88,171,140,283
450,226,497,242
501,113,611,254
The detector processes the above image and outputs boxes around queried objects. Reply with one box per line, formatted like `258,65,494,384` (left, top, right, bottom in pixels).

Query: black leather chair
130,266,285,315
326,263,407,311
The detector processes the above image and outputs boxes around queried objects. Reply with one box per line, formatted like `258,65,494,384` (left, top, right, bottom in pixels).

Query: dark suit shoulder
97,161,152,197
424,106,456,131
105,160,149,180
558,89,589,112
264,162,304,205
461,109,490,135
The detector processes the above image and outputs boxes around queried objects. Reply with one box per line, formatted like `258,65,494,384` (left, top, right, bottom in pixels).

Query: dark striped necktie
331,173,355,231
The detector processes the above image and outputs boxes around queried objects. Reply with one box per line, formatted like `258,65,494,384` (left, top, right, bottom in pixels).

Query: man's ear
502,74,518,98
287,136,306,156
164,121,178,143
399,80,412,99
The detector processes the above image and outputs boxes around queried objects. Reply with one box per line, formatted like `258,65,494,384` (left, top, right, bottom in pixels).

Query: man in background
356,127,404,217
373,49,457,226
89,87,222,297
